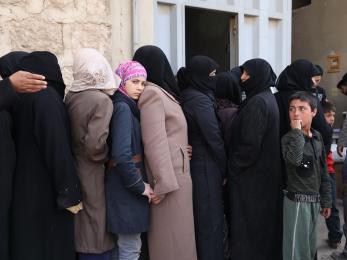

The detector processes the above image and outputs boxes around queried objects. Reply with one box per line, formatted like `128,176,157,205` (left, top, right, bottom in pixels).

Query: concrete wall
292,0,347,126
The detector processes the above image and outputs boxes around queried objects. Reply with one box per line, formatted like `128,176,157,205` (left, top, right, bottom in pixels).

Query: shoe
331,252,347,260
329,240,341,249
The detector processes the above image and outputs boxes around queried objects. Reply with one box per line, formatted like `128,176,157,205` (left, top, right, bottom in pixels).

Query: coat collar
147,81,180,105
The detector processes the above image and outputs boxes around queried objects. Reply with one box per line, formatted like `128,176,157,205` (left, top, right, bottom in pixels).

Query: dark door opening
185,7,237,72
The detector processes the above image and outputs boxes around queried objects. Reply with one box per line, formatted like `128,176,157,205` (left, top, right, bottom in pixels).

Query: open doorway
185,7,237,72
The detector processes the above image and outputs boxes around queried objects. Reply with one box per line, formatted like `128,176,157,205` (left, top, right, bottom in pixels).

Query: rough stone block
47,0,74,8
0,0,22,4
26,0,44,14
86,0,108,16
9,18,63,54
70,23,111,61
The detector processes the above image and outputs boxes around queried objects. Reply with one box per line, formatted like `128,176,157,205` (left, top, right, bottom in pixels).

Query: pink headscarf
115,61,147,96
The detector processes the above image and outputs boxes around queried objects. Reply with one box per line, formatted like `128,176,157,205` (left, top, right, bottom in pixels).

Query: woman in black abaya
0,51,28,260
179,55,226,260
0,51,82,260
227,58,282,260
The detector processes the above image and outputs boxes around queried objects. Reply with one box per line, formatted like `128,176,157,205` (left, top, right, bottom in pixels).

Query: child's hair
288,91,318,110
322,100,336,114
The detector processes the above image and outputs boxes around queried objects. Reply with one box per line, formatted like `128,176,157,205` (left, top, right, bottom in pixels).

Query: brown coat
65,90,114,253
138,83,197,260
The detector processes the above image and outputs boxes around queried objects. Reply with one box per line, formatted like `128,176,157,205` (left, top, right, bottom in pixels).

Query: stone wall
0,0,112,85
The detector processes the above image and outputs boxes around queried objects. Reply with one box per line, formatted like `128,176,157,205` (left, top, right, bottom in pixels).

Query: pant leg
309,202,321,259
343,181,347,254
325,174,343,242
116,233,141,260
283,197,318,260
78,251,111,260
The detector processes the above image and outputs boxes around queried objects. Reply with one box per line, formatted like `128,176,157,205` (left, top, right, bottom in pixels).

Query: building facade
0,0,292,84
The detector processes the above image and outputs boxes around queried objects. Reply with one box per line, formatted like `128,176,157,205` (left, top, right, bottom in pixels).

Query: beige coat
138,83,197,260
65,89,114,253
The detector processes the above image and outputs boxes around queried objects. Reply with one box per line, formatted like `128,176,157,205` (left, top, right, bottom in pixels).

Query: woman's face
124,76,146,100
311,75,322,87
209,69,217,77
241,70,250,82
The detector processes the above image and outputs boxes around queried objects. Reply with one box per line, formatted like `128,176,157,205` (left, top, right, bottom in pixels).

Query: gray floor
318,199,345,260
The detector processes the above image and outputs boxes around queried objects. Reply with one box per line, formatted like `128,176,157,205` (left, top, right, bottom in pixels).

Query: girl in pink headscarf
106,61,152,260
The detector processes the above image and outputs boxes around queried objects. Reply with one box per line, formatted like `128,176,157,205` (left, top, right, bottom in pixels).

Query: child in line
322,101,343,249
282,91,332,260
106,61,152,260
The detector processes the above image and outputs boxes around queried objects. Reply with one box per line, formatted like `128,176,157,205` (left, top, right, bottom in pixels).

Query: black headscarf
276,59,316,92
0,51,28,78
183,55,219,96
133,45,180,100
215,66,242,105
314,64,323,76
337,73,347,90
19,51,66,98
240,58,276,99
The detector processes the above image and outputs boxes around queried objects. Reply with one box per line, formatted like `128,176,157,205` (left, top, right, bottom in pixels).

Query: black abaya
3,51,82,260
228,59,282,260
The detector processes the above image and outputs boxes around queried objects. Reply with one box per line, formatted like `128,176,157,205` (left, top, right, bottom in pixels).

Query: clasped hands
142,183,164,205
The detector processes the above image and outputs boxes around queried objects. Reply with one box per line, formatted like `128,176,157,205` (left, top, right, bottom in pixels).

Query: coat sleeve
338,117,347,147
228,97,268,176
138,87,179,195
319,134,332,208
281,129,305,167
110,102,145,195
193,96,227,177
84,95,113,162
0,78,18,111
33,91,81,209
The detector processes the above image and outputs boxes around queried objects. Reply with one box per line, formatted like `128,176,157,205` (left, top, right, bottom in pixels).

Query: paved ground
318,199,345,260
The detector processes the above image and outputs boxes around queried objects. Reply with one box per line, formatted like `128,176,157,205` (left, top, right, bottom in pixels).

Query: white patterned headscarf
69,48,120,95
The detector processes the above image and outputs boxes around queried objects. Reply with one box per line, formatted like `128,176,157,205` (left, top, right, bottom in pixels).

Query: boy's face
324,111,335,126
289,99,317,129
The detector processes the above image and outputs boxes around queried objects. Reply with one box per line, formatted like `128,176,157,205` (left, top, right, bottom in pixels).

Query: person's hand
66,202,83,214
337,146,344,157
151,194,164,205
142,182,154,203
290,119,302,130
321,208,331,219
222,178,227,186
187,145,193,160
9,71,47,93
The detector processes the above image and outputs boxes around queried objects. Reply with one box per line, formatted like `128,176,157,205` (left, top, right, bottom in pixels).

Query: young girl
106,61,152,260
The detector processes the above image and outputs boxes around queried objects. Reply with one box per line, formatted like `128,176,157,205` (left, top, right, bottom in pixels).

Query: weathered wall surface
0,0,112,85
292,0,347,126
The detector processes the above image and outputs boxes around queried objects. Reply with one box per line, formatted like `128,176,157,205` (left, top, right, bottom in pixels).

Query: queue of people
2,45,347,260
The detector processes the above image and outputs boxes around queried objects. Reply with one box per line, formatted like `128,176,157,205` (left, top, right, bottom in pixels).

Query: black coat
228,89,282,260
10,87,81,260
0,79,16,260
0,78,18,111
106,92,150,234
181,88,226,260
0,60,19,260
